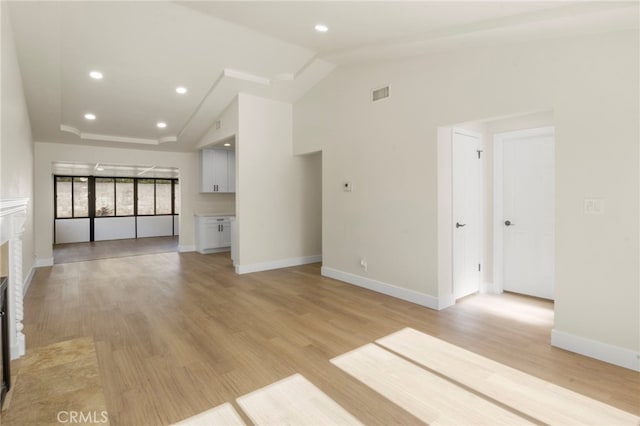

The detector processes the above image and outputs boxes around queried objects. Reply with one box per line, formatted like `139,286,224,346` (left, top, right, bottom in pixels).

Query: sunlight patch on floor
377,328,638,425
237,374,362,426
172,402,245,426
459,293,554,326
332,343,533,425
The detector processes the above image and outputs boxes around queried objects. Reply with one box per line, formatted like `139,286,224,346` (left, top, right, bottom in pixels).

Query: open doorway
439,110,555,306
52,161,180,263
299,151,323,265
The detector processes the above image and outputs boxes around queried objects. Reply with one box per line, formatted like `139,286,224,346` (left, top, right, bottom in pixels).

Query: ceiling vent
372,86,389,102
214,120,221,130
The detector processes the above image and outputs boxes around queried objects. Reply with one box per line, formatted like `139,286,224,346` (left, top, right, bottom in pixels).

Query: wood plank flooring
13,251,640,425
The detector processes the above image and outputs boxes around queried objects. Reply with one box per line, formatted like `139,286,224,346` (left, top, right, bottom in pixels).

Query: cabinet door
200,149,216,192
211,149,229,192
198,222,221,250
227,151,235,193
219,221,231,246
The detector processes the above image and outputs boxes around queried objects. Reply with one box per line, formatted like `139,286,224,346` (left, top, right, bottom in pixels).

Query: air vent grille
372,86,389,102
214,120,221,130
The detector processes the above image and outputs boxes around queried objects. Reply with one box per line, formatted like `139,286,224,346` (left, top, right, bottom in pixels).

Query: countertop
194,213,236,218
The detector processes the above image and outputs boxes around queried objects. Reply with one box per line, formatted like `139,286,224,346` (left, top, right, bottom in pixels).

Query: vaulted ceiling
7,1,638,152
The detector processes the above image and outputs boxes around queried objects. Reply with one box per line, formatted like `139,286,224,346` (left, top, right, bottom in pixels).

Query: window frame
54,175,90,219
54,175,179,220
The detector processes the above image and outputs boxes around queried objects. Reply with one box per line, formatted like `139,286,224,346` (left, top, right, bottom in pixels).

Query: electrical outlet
360,258,367,271
584,198,604,215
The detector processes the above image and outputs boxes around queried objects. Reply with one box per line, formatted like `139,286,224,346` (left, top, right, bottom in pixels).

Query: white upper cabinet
201,148,235,193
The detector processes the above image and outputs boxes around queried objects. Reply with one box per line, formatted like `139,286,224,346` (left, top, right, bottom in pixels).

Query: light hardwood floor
16,252,640,425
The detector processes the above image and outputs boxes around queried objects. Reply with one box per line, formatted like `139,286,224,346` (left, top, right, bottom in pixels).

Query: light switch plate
584,198,604,215
343,182,352,192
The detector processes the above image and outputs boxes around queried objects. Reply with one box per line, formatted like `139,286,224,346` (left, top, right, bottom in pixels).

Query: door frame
452,127,484,299
492,126,555,294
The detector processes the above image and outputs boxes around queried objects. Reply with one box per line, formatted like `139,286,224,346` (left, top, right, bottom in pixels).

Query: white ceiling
8,1,638,152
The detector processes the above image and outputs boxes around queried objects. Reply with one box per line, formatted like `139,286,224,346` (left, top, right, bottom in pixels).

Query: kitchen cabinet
201,148,235,193
195,215,233,253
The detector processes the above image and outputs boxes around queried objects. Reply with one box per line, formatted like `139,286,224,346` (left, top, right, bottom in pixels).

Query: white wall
1,5,35,278
197,97,238,149
294,31,639,367
54,219,89,244
137,215,173,238
236,93,321,271
34,143,222,261
94,217,135,241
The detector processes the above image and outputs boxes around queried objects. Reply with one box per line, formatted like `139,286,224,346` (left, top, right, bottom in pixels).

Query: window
115,178,134,216
55,177,73,218
155,179,172,215
54,175,179,219
73,177,89,217
95,178,115,217
137,179,155,215
174,180,180,214
55,176,90,218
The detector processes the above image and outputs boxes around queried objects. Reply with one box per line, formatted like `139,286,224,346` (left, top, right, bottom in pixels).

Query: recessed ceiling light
96,167,104,171
157,122,167,128
314,24,328,32
223,143,231,147
89,71,103,80
176,86,187,94
84,113,96,120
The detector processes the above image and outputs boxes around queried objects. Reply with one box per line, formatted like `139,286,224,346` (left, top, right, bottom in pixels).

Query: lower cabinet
195,216,233,253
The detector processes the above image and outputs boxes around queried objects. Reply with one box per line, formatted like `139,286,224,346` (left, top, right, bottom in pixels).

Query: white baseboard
321,267,447,311
23,264,36,296
438,293,456,310
178,245,196,253
35,257,53,267
551,329,640,372
236,255,322,274
481,281,497,294
197,247,230,255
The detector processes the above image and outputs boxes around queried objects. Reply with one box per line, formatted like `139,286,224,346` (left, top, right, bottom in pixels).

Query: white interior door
496,127,555,300
452,129,482,299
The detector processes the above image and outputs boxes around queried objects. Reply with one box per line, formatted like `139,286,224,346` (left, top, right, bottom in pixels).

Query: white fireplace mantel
0,198,29,359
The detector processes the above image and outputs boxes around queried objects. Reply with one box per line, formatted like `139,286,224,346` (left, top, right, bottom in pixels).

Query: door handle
504,220,514,226
455,222,466,228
